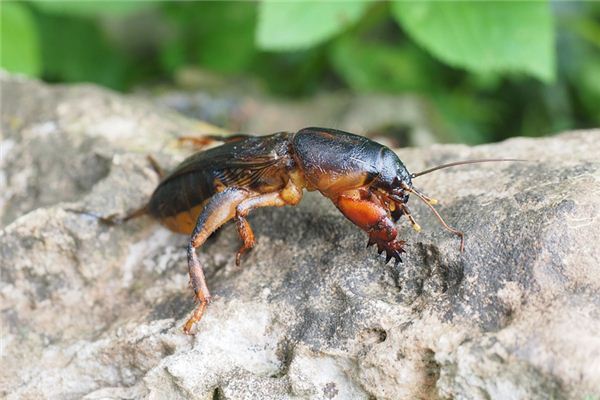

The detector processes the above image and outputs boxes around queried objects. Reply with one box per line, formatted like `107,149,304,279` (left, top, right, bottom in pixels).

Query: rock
1,74,600,400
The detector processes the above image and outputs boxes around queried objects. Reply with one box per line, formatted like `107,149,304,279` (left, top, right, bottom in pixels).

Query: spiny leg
183,187,250,334
334,190,405,264
235,216,256,266
235,192,287,265
234,180,304,265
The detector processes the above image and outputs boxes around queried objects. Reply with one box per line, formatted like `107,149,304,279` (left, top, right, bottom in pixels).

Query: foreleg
334,190,405,264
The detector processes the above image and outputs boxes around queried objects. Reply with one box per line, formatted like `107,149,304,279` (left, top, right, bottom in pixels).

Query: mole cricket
128,127,519,333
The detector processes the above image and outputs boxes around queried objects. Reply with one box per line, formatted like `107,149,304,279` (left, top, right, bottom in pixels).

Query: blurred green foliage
391,2,555,82
1,2,41,76
1,0,599,143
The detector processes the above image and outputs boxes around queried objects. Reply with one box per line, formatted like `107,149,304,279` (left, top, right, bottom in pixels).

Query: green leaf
31,1,153,17
37,14,129,90
0,2,41,76
159,2,258,74
256,1,369,51
255,49,326,96
576,56,600,123
195,2,257,73
391,1,555,82
433,93,499,144
330,36,440,92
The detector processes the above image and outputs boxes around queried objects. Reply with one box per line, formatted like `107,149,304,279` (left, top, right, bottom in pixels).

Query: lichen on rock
1,74,600,400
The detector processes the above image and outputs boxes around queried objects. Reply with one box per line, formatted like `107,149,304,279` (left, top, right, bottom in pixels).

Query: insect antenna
400,184,465,252
411,158,526,178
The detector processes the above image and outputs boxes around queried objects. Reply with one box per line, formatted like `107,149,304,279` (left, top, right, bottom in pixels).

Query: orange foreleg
334,190,405,264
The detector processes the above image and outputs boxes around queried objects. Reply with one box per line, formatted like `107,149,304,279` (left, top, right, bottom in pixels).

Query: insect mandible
133,127,518,333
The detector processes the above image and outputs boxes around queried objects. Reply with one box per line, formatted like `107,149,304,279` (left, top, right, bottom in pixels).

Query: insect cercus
131,127,518,333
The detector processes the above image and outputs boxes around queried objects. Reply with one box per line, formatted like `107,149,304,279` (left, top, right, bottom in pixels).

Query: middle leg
234,180,304,265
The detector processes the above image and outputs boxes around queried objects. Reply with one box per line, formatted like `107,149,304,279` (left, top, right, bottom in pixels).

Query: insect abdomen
148,169,217,234
148,132,295,234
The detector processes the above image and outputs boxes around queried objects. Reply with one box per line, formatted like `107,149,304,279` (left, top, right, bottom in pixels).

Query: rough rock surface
2,74,600,400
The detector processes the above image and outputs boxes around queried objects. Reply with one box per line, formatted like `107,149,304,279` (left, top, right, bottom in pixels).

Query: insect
139,127,517,334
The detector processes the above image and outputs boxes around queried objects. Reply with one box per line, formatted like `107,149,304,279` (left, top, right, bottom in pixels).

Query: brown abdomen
159,204,204,234
148,170,216,234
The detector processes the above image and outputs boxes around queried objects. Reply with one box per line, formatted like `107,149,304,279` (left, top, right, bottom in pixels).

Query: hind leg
183,188,249,334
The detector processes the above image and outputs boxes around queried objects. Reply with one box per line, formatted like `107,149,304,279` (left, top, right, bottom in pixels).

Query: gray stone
1,74,600,400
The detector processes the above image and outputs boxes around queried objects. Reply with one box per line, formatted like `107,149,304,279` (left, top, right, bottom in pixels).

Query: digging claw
386,248,404,265
367,237,406,264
